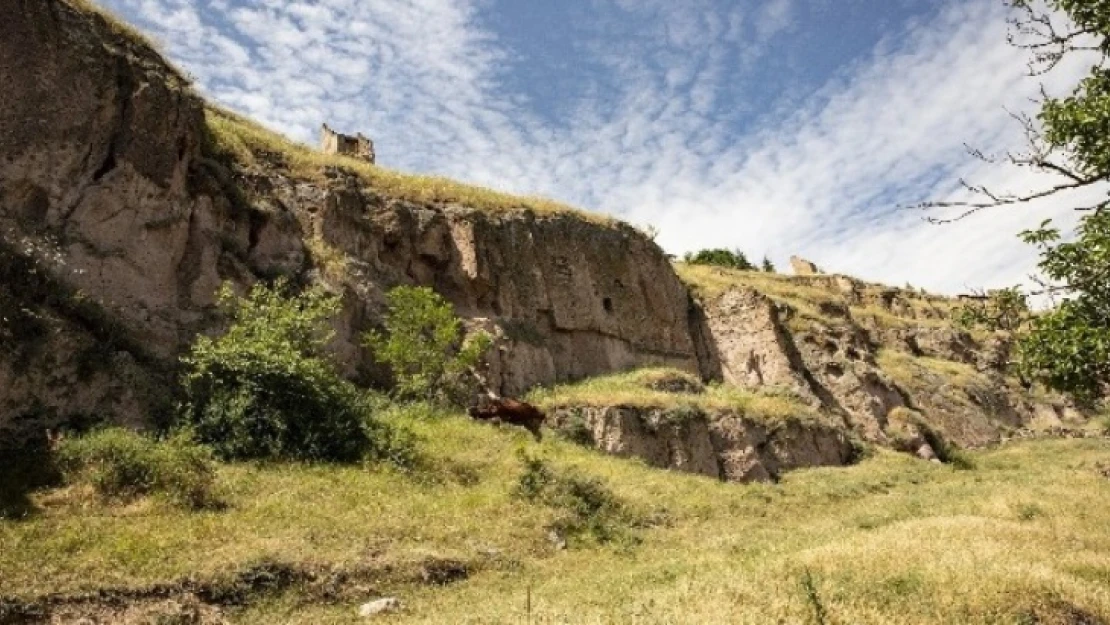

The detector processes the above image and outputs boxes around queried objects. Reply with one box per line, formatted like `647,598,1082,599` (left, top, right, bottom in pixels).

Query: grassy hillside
203,107,619,227
4,406,1110,624
527,367,819,423
676,262,961,330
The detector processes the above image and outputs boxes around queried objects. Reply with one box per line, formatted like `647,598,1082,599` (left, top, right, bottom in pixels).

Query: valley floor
3,410,1110,624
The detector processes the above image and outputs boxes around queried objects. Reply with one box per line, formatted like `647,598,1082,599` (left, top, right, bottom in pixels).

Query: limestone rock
358,597,401,618
549,405,855,483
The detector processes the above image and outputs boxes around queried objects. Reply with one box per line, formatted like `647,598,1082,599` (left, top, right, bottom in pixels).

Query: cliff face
679,266,1078,451
0,0,1082,475
0,0,699,435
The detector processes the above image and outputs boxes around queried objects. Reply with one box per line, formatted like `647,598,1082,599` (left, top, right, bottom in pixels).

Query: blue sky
100,0,1100,295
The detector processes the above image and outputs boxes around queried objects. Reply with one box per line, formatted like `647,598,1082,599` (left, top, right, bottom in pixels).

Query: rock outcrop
680,264,1078,451
550,405,855,482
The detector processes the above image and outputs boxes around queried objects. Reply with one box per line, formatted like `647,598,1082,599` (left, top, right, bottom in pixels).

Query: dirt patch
1016,598,1107,625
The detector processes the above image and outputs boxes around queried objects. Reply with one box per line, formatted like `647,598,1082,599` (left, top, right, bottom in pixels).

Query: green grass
676,263,841,309
5,413,1110,624
203,107,618,226
526,367,819,424
677,263,963,334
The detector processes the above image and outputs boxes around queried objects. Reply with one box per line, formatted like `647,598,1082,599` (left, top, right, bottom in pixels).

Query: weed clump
514,452,636,546
57,428,219,509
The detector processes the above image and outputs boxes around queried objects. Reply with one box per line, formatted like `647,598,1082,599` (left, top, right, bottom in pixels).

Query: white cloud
100,0,1104,297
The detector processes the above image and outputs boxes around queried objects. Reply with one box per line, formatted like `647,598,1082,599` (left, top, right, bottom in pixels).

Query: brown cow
468,397,546,441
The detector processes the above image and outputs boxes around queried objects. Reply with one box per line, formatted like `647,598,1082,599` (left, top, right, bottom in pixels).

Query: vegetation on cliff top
675,262,960,331
527,367,823,425
203,107,619,227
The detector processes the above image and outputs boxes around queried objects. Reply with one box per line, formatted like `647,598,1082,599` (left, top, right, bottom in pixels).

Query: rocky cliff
0,0,1083,479
0,0,698,434
678,265,1079,450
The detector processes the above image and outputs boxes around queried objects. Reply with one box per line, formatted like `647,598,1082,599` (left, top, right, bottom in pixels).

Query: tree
1018,212,1110,401
365,286,491,404
761,256,776,273
682,248,755,270
922,1,1110,401
953,287,1031,332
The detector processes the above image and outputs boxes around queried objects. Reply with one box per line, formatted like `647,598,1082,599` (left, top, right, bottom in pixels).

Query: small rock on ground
358,597,401,618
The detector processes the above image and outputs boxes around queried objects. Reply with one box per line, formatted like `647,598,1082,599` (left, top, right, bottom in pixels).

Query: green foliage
953,287,1030,332
180,280,385,462
56,428,219,509
762,256,776,273
554,408,596,447
1018,212,1110,402
364,286,491,404
514,452,635,545
682,248,755,270
976,2,1110,402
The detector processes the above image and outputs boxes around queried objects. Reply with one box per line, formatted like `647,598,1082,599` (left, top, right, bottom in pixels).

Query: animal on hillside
468,395,546,441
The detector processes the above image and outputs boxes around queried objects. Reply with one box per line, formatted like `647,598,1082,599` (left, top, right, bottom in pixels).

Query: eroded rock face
691,281,1069,449
696,287,903,442
549,406,855,483
1,0,215,426
698,288,815,401
0,0,699,430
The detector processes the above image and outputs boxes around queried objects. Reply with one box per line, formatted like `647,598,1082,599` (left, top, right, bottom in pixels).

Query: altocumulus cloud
102,0,1104,295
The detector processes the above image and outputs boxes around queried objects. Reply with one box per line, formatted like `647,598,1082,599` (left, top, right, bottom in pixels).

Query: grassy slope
675,262,961,331
4,408,1110,624
204,107,619,227
527,367,822,424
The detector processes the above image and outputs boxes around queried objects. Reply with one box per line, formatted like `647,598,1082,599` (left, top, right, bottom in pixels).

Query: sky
100,0,1103,295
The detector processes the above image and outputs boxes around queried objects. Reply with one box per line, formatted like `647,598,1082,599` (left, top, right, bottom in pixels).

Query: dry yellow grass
676,263,963,333
68,0,159,49
204,108,618,226
877,348,982,388
527,367,821,424
676,263,839,306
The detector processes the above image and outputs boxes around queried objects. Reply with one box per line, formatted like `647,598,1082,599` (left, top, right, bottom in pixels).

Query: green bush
554,408,595,447
953,287,1029,332
364,286,491,404
181,280,388,462
682,248,755,270
514,452,635,545
57,428,219,509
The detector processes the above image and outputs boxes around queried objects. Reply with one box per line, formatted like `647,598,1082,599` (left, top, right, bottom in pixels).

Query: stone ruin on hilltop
789,255,822,275
321,124,375,163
